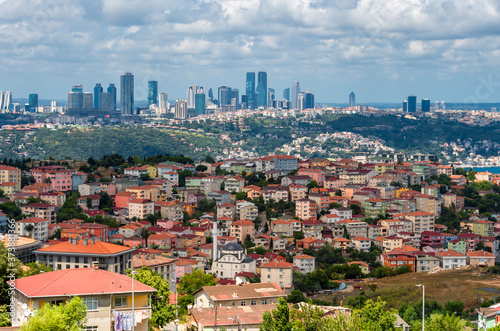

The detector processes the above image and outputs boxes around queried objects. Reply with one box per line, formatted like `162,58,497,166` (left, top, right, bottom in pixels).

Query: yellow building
0,181,17,195
395,187,410,198
126,185,161,202
11,268,155,330
146,165,157,178
472,220,495,237
374,163,395,175
0,165,21,191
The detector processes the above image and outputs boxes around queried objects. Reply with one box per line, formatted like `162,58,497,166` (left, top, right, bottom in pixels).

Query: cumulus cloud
0,0,499,102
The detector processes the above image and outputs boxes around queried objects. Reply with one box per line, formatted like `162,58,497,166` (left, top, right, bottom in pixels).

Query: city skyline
0,1,499,103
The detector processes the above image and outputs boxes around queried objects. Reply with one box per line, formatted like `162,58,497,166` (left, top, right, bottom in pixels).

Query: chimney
73,236,79,245
83,238,88,246
68,237,72,244
233,290,238,298
92,262,99,271
90,238,95,245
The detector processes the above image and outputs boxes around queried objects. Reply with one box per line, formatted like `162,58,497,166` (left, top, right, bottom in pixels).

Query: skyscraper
68,92,83,110
120,73,134,115
231,89,239,110
83,92,93,109
195,88,206,116
245,72,255,109
256,71,267,108
148,81,158,106
0,91,12,111
98,92,113,111
421,98,430,112
174,100,187,119
186,85,198,109
218,85,232,109
349,92,355,107
297,92,305,110
291,81,300,109
403,100,408,112
72,85,83,93
29,94,38,109
407,95,417,113
107,84,116,110
305,89,314,109
159,93,168,108
94,84,103,109
268,88,275,106
208,88,214,102
283,88,290,101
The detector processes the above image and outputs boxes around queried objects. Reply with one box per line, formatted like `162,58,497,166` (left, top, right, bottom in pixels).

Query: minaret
212,211,218,263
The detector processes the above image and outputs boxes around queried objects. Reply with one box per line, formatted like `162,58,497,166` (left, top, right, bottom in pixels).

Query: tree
22,262,53,277
412,313,466,331
355,297,397,331
178,269,217,314
0,304,10,327
287,290,306,303
350,203,362,215
19,296,87,331
204,155,216,163
307,180,319,189
260,297,292,331
195,165,208,173
127,267,175,327
25,223,34,238
140,173,151,181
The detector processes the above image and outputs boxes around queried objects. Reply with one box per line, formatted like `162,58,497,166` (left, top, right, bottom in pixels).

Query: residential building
351,237,371,252
30,165,73,192
435,250,467,270
10,268,154,330
158,200,184,221
261,261,294,290
15,217,49,241
0,165,21,191
382,236,404,252
363,199,387,217
405,211,435,233
271,219,294,237
133,253,176,287
0,234,43,263
381,250,416,271
338,219,368,238
288,183,308,202
414,252,441,272
35,237,134,274
21,203,56,223
207,190,232,205
236,201,259,221
293,254,315,274
126,185,161,202
128,199,154,219
295,199,317,221
467,250,495,267
230,219,255,242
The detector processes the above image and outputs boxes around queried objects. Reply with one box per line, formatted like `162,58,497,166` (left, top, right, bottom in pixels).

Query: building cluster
3,152,500,329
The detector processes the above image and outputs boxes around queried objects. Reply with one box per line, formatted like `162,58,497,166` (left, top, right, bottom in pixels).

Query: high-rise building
159,93,168,108
186,85,198,109
148,81,158,106
421,98,430,112
349,92,355,107
0,91,12,111
407,95,417,113
297,92,305,111
94,84,103,109
305,89,314,109
268,88,275,106
218,85,232,108
68,92,83,110
98,92,113,110
120,73,134,115
403,100,408,112
207,88,213,102
291,81,300,109
107,84,116,110
174,100,187,119
256,71,267,108
195,88,206,116
29,94,38,110
83,92,93,109
283,88,290,101
231,89,239,109
245,72,255,109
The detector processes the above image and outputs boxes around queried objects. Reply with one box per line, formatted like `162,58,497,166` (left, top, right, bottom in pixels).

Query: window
75,257,79,263
84,297,98,311
262,300,267,305
114,297,127,307
84,327,98,331
241,301,246,306
251,300,257,305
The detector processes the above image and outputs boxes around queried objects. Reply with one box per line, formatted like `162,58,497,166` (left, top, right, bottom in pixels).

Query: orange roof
261,261,293,268
232,219,254,226
406,211,434,217
293,254,314,259
351,236,370,241
12,268,155,297
436,250,466,257
175,259,198,266
333,237,351,242
37,239,133,255
399,245,419,252
18,217,47,224
467,250,495,257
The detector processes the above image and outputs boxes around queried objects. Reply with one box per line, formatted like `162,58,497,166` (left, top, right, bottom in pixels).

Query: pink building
30,166,73,192
297,167,327,186
175,259,196,278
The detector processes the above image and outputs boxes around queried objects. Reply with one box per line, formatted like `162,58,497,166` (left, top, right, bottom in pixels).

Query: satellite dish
24,309,31,317
21,303,27,310
187,305,193,309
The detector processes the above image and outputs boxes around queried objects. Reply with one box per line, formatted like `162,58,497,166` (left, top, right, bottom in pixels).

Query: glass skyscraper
195,89,206,116
120,73,134,115
256,71,267,108
407,95,417,113
283,88,290,101
245,72,255,109
107,84,116,110
291,81,300,109
148,81,158,106
349,92,355,107
421,98,430,112
94,84,103,109
305,89,314,109
28,94,38,109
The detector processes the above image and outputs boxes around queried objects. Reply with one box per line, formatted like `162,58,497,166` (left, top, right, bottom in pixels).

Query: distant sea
466,167,500,174
319,102,500,111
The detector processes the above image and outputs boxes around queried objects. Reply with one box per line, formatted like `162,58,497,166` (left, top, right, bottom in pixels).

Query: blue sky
1,0,500,104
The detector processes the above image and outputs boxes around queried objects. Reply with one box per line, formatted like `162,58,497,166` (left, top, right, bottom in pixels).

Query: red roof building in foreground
11,268,155,329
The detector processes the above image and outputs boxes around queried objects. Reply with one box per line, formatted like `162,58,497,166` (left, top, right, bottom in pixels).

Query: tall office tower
407,95,417,113
297,92,305,110
107,84,116,110
120,73,134,115
195,88,206,116
245,72,256,109
241,95,248,109
0,92,3,110
268,88,275,106
403,100,408,112
441,101,446,110
83,92,93,109
231,89,239,109
218,85,232,109
93,84,103,109
349,92,355,107
0,91,10,111
159,93,168,108
186,85,198,109
283,88,290,101
68,92,83,109
256,71,267,107
29,94,38,109
208,88,214,102
174,99,187,119
421,98,430,112
98,92,112,110
72,84,83,93
291,81,300,109
305,89,314,109
148,81,158,106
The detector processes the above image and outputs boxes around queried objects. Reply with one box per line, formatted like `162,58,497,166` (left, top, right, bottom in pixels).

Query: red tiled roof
37,239,133,255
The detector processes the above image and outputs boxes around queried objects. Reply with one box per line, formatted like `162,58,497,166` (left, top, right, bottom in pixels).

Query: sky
1,0,500,104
